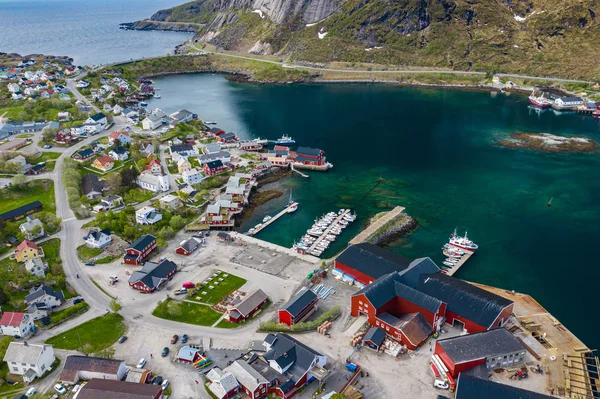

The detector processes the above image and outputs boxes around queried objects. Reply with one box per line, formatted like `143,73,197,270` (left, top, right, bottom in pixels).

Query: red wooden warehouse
123,234,157,265
128,259,177,293
278,288,318,326
226,289,269,323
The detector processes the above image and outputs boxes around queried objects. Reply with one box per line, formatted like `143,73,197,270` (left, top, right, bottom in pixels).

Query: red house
434,328,527,378
127,259,177,292
203,160,229,176
123,234,157,265
226,289,269,323
175,237,202,256
55,131,76,144
292,147,325,166
278,288,318,326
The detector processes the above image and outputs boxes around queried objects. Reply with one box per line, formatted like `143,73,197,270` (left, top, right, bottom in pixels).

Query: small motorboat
263,215,272,223
140,101,148,107
153,94,161,99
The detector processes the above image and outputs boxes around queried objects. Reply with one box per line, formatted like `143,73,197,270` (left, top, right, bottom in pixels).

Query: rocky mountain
144,0,600,79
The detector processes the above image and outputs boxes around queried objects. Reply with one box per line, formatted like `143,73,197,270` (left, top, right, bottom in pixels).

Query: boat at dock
153,94,161,99
287,191,298,213
140,101,148,107
529,95,551,108
449,228,479,251
263,215,272,223
275,135,295,146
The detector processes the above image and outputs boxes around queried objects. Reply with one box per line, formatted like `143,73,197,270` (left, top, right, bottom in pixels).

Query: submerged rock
497,132,598,153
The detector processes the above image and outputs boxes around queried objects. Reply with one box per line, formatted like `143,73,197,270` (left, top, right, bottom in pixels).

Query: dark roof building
295,147,323,157
75,148,94,159
278,288,318,326
128,259,177,292
77,378,162,399
0,201,43,222
419,273,513,330
82,174,106,199
206,160,223,169
362,327,386,350
227,289,269,323
60,356,127,384
89,112,106,122
334,243,413,286
435,328,527,378
123,234,157,265
169,144,193,153
455,374,555,399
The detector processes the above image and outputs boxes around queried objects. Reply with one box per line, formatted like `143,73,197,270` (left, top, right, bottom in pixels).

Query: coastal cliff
133,0,600,80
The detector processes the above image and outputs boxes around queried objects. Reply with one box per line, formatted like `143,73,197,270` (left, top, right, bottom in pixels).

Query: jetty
307,209,351,255
249,203,294,236
349,206,406,245
443,248,474,276
290,164,309,178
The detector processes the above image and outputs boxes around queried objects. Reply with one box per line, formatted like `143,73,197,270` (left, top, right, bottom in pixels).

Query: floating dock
249,203,295,236
306,209,351,255
443,247,474,276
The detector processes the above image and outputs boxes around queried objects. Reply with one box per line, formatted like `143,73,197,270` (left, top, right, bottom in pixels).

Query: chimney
23,340,28,346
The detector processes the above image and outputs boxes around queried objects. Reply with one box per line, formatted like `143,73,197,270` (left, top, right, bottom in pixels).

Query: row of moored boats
292,209,356,257
441,229,479,273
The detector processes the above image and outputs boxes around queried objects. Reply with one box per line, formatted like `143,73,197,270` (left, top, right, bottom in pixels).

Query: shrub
258,306,341,333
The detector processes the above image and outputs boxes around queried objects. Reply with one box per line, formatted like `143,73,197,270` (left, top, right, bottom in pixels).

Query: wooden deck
444,248,474,276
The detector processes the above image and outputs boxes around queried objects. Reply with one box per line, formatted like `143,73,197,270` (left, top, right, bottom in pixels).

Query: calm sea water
147,74,600,349
0,0,192,65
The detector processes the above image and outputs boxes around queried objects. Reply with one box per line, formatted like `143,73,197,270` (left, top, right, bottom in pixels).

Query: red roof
273,145,289,151
108,131,120,139
147,159,161,167
17,240,38,251
95,156,113,166
0,312,25,327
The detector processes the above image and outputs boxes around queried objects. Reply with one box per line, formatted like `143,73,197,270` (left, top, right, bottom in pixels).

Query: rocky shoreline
120,20,200,33
498,133,598,153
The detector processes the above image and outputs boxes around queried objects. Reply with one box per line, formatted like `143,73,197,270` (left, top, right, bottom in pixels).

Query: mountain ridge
141,0,600,80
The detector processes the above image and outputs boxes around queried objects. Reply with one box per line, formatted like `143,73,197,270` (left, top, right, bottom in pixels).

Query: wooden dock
443,246,474,276
249,204,293,236
307,209,351,255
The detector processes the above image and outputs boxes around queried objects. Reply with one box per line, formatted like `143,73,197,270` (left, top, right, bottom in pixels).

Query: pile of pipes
312,284,335,300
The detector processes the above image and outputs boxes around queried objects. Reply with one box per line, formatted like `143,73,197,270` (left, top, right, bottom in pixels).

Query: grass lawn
46,313,126,352
76,244,103,261
91,278,116,300
94,255,118,264
198,272,247,305
0,179,55,215
153,299,222,326
41,302,90,328
30,151,61,172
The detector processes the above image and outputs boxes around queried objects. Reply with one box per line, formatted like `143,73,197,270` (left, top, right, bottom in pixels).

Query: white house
24,258,48,278
142,113,164,130
108,147,129,161
85,113,108,129
19,217,44,240
83,122,103,135
85,228,112,248
3,342,56,383
200,151,231,165
7,83,20,93
204,143,221,155
182,168,204,185
169,109,194,124
139,142,154,155
122,108,139,123
92,194,123,213
159,194,182,209
108,131,131,146
26,303,48,321
112,104,123,115
135,206,162,225
169,144,199,158
25,285,64,309
0,312,34,337
555,97,583,108
136,171,169,193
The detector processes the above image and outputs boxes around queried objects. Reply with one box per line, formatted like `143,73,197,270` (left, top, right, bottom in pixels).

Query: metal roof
0,200,42,221
456,374,555,399
78,378,161,399
3,342,48,365
128,259,177,290
233,289,268,317
336,243,412,281
419,273,513,328
362,327,386,347
280,288,317,318
128,234,156,252
437,328,525,364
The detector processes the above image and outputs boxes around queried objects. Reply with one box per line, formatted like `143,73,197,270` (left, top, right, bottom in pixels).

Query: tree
0,336,14,360
11,174,28,188
94,347,115,359
41,127,58,144
158,226,174,240
109,299,122,313
169,215,185,231
121,166,139,188
30,224,43,238
105,172,122,192
0,287,8,306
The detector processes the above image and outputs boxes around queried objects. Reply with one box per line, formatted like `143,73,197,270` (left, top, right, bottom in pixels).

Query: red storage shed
278,288,318,326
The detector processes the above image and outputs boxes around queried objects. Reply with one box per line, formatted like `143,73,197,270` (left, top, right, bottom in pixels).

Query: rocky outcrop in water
498,133,598,153
368,214,419,247
120,20,201,33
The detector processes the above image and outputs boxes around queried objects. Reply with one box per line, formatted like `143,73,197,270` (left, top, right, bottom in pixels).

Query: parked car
152,376,163,385
137,358,146,368
73,298,85,305
170,334,178,344
118,335,127,344
85,261,95,266
181,334,188,344
161,380,170,390
54,384,67,394
161,347,169,357
26,387,37,397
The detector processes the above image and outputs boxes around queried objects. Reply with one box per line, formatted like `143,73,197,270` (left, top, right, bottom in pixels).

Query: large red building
127,259,177,292
226,289,269,323
434,328,527,378
334,243,412,287
123,235,157,265
349,246,514,350
278,288,318,326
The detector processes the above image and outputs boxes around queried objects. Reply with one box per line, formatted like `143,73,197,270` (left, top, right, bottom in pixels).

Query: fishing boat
443,261,455,267
528,91,551,108
449,229,479,251
139,101,148,107
275,135,295,146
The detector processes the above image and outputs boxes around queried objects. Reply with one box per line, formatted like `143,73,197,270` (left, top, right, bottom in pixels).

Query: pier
290,164,309,178
249,203,294,236
443,247,474,276
307,209,352,255
349,206,406,245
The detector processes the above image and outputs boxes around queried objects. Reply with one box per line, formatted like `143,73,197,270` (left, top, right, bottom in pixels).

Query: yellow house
14,240,44,263
177,158,192,174
92,155,114,172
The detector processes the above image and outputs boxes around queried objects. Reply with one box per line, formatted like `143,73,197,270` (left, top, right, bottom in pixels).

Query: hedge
258,306,341,333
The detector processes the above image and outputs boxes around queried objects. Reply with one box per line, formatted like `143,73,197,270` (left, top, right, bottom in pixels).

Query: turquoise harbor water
0,0,192,65
147,74,600,349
